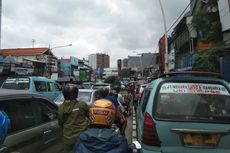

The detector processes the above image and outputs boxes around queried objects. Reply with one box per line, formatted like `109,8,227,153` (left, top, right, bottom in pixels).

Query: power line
167,0,195,33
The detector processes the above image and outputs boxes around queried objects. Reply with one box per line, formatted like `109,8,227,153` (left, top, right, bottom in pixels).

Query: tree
192,3,222,43
192,46,224,72
192,1,223,72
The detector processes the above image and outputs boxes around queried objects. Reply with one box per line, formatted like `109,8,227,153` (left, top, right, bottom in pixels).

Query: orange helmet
89,99,115,127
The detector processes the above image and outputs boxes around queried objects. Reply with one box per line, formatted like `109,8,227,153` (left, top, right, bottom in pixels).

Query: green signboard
79,70,87,82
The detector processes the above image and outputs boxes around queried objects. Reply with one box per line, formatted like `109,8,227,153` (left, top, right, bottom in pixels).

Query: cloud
1,0,190,67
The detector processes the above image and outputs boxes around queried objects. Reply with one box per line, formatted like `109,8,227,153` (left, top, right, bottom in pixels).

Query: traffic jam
1,0,230,153
0,71,230,153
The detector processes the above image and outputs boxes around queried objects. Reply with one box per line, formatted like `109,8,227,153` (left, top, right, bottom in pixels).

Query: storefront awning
23,58,45,64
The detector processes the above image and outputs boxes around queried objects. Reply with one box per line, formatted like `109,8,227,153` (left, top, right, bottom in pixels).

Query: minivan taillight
142,112,161,146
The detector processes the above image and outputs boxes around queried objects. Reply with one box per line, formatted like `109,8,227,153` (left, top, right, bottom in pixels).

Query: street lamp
133,51,144,82
158,0,169,73
49,44,72,50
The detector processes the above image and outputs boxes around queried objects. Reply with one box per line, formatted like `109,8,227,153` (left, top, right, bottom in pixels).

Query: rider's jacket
72,128,132,153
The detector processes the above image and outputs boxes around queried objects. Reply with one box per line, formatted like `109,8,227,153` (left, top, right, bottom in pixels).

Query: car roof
83,82,93,84
159,71,223,78
57,89,95,96
93,83,110,85
6,76,56,82
147,75,228,88
79,89,95,92
0,89,52,101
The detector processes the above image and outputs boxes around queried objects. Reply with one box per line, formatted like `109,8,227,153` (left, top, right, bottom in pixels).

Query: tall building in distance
128,53,157,69
88,53,110,70
122,58,128,69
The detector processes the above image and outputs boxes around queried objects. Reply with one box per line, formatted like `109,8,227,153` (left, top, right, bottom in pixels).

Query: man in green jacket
58,84,89,153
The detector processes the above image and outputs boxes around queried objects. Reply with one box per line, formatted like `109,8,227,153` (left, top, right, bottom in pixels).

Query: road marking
132,125,136,130
132,107,138,153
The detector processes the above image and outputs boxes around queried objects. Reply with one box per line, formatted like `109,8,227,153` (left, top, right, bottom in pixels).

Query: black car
0,89,63,153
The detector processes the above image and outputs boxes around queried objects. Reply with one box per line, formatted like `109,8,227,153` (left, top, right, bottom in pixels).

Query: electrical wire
167,0,195,33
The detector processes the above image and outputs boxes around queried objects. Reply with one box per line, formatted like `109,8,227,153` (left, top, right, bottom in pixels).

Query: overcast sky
1,0,190,67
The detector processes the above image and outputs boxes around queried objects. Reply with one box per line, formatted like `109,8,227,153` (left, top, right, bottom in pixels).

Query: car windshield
155,82,230,123
78,91,92,102
1,78,30,90
82,83,93,89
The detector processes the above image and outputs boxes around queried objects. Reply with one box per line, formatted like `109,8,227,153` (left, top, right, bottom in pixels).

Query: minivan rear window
155,82,230,123
2,78,30,90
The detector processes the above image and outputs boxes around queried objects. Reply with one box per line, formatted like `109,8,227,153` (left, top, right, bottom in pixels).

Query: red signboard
158,35,166,73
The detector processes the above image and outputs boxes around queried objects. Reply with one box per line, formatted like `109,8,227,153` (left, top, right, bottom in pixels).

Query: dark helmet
98,87,109,98
62,84,79,100
113,85,120,93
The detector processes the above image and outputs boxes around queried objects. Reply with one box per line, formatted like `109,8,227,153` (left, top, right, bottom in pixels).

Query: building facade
127,53,158,79
58,56,92,83
0,48,57,76
128,53,157,69
88,53,110,70
218,0,230,82
122,58,128,69
218,0,230,45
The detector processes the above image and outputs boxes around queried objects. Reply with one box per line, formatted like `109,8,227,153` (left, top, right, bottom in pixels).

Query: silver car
54,89,98,106
0,89,62,153
92,83,111,90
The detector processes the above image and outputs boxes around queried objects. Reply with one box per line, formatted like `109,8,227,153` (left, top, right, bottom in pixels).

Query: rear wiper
185,116,211,120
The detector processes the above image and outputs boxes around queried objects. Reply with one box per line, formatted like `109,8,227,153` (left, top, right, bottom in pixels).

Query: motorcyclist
0,111,10,145
115,85,129,115
72,99,133,153
104,87,127,136
58,83,89,153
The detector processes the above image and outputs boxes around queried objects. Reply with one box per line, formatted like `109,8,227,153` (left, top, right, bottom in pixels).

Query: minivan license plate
182,133,218,147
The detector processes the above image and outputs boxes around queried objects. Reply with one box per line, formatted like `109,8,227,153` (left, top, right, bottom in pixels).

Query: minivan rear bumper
141,144,162,153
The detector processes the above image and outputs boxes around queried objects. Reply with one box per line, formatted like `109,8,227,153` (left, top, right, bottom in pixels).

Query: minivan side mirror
132,140,141,150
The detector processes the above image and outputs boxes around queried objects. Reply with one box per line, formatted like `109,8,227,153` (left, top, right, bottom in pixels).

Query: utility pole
32,39,35,48
159,0,169,73
133,51,144,83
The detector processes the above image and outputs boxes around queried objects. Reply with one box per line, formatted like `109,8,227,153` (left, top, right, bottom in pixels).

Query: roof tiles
0,48,49,55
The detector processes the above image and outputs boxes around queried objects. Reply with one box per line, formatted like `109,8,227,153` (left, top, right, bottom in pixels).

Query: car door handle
44,129,52,135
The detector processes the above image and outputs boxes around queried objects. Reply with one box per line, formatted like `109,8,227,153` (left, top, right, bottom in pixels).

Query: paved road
125,112,133,145
125,107,138,152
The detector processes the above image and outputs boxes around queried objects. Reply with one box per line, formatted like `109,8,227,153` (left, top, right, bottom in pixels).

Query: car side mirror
47,112,57,120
